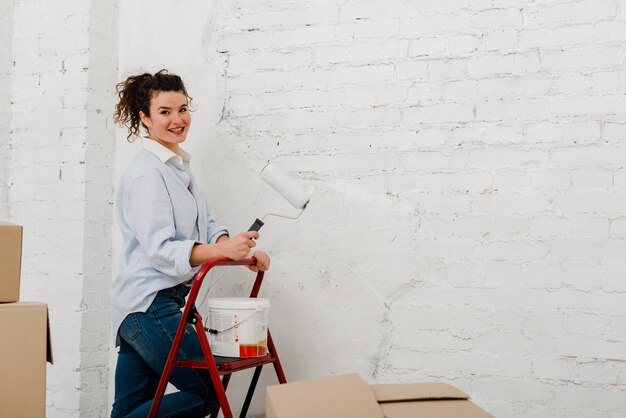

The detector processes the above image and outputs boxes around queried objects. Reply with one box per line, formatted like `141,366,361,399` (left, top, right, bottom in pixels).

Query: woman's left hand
249,251,270,272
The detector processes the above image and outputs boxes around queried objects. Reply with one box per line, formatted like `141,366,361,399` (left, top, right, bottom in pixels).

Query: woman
110,69,269,417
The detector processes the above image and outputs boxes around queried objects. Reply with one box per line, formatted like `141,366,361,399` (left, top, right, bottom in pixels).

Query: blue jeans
111,284,219,418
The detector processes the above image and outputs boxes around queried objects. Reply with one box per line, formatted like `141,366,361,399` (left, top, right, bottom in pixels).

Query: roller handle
248,218,265,232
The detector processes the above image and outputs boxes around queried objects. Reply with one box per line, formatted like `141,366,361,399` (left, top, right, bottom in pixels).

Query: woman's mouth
169,126,185,134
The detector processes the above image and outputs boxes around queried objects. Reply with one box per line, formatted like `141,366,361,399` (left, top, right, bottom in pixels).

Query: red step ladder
148,258,287,418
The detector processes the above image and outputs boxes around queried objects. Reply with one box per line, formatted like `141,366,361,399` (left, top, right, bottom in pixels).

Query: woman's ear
139,111,152,130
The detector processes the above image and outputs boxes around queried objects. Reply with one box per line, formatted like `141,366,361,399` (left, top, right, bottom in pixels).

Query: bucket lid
208,297,270,309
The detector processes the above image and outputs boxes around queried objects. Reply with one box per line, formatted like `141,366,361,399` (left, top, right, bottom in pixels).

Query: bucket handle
205,308,264,335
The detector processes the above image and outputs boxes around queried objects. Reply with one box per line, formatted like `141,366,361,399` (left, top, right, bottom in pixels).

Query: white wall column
8,0,118,416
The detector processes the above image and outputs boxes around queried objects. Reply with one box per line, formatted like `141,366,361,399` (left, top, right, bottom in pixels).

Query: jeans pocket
119,313,142,342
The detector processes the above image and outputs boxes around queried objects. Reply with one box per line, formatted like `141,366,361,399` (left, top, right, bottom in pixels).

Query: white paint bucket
207,298,270,358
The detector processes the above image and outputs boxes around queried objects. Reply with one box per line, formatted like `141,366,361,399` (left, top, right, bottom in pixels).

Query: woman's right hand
217,231,259,260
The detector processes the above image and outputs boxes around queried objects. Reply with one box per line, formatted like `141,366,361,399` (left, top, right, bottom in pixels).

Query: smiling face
139,90,191,152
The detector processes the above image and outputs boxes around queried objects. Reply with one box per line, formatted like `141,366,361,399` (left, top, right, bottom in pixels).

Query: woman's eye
180,107,188,113
160,111,169,115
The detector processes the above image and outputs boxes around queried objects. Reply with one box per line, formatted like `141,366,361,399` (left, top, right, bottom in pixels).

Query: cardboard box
267,373,493,418
0,302,53,418
267,373,384,418
0,222,23,302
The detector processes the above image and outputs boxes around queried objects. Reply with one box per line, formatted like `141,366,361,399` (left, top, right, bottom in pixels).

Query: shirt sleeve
201,190,229,243
207,214,229,244
125,175,195,279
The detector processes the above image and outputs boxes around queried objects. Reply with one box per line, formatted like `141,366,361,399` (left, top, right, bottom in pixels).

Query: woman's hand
216,231,258,260
248,250,270,272
190,232,269,268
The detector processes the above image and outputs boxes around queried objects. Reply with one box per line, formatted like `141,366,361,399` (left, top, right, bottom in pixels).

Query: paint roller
248,163,310,231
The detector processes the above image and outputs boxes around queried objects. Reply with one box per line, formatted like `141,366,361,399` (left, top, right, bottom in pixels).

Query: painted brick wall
5,0,620,416
4,0,626,416
0,0,14,219
7,0,117,416
190,0,626,417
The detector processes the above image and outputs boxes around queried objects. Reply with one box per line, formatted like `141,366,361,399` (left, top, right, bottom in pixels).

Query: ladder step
176,354,276,371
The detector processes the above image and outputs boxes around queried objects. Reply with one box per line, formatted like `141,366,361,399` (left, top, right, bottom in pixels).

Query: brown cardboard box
267,373,384,418
0,302,53,418
0,222,23,302
267,373,493,418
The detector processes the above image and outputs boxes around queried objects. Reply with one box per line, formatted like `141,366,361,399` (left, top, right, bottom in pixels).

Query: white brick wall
188,0,626,416
5,0,626,416
6,0,117,416
0,0,14,219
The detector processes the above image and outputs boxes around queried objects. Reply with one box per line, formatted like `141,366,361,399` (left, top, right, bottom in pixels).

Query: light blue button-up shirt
111,139,228,341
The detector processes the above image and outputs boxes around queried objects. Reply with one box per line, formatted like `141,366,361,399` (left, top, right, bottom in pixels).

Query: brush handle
248,218,264,232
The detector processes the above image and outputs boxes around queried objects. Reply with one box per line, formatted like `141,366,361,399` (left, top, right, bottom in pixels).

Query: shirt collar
142,137,191,164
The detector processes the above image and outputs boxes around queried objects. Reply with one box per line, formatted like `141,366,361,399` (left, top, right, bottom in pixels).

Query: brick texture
6,0,117,416
190,0,626,417
6,0,626,417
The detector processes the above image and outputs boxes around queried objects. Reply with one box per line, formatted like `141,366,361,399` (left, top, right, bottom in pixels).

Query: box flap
371,382,469,403
380,399,495,418
267,373,384,418
0,302,53,364
372,382,494,418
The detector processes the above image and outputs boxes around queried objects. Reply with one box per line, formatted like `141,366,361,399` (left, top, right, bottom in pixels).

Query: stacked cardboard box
0,222,53,418
0,222,22,302
266,373,494,418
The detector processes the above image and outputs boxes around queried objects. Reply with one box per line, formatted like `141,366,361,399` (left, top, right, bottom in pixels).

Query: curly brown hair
114,69,192,141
